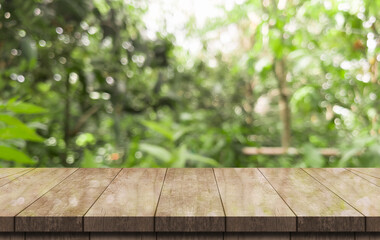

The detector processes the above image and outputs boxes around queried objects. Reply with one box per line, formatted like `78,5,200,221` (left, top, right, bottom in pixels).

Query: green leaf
0,114,26,126
0,145,36,164
171,144,187,167
338,148,361,167
142,121,174,141
139,143,172,162
5,102,46,114
81,149,101,167
186,152,219,167
301,144,324,167
0,114,44,142
94,0,110,15
0,127,44,142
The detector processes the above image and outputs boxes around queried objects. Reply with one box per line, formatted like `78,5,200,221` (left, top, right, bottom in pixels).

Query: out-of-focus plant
137,120,220,167
0,99,46,166
0,0,379,168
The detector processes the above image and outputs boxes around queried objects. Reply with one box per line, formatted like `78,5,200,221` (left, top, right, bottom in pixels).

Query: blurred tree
0,0,379,167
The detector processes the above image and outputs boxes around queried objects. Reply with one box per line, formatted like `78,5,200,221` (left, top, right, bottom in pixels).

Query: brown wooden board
347,169,380,179
157,233,223,240
304,168,380,232
91,233,156,240
85,168,166,232
0,168,77,232
0,233,24,240
155,168,225,232
16,168,121,232
214,168,296,232
0,169,29,178
355,233,380,240
0,169,32,188
259,168,364,232
224,233,290,240
291,233,354,240
25,233,89,240
347,169,380,186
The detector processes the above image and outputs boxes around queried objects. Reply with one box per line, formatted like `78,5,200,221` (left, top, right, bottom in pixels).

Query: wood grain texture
259,168,364,232
0,169,32,188
356,233,380,240
91,233,156,240
291,233,354,240
304,168,380,232
0,168,77,232
155,168,225,232
0,233,24,240
157,233,222,240
0,168,29,178
214,168,296,232
25,233,89,240
85,168,166,232
16,168,121,232
224,233,290,240
347,169,380,186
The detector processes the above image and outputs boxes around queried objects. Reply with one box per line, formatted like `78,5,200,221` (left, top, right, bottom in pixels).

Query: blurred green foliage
0,0,379,167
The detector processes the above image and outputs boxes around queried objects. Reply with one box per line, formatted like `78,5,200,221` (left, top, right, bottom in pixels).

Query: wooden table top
0,168,378,233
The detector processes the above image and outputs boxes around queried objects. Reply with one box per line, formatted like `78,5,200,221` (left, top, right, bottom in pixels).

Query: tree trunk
63,74,71,166
274,58,291,149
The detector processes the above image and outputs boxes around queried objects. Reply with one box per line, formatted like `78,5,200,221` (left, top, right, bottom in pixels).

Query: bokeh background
0,0,379,168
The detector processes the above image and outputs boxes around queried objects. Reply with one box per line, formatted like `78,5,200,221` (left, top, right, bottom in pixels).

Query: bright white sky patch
142,0,242,55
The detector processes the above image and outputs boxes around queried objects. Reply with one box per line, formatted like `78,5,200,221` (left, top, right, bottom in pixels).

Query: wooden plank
291,233,354,240
91,233,156,240
348,168,380,179
224,233,290,240
25,233,88,240
259,168,364,232
0,233,24,240
214,168,296,232
16,168,121,232
0,169,30,179
0,168,77,232
304,168,380,232
157,233,222,240
356,233,380,240
85,168,166,232
155,168,225,232
347,169,380,186
0,169,33,188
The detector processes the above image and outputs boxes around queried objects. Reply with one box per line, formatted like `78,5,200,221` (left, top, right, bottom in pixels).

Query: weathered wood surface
91,233,155,240
85,168,166,232
214,168,296,232
290,233,354,240
155,168,225,232
304,168,380,231
0,233,24,240
347,168,380,186
259,168,364,232
25,233,89,240
157,233,223,240
16,168,121,232
0,168,379,235
0,168,77,232
0,169,32,188
224,233,290,240
4,233,380,240
355,233,380,240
